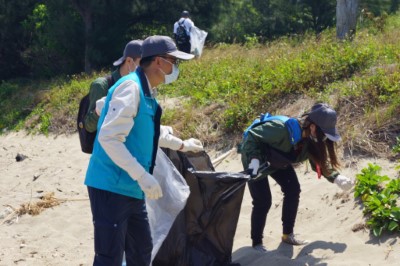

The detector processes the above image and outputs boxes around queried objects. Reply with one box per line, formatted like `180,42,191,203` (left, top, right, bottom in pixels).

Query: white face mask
159,58,180,84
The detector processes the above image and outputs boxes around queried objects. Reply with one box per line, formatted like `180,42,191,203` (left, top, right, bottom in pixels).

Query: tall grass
159,17,400,151
1,15,399,155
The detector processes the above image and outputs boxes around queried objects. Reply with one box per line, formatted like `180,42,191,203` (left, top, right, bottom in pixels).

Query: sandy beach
1,132,399,265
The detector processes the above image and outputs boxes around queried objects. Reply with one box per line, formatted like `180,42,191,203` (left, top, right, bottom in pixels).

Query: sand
0,132,399,265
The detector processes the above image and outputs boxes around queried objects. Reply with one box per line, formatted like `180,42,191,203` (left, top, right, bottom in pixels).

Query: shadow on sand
232,240,347,266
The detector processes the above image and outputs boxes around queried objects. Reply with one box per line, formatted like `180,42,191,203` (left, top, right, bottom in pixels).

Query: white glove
162,125,174,134
136,172,163,200
95,97,106,116
334,175,354,191
181,138,204,153
248,158,260,176
158,126,182,150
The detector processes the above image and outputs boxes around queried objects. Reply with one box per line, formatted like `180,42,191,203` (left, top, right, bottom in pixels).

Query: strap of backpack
105,75,115,90
178,19,187,29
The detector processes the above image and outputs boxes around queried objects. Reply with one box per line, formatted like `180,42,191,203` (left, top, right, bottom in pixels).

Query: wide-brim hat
141,35,194,60
306,103,341,142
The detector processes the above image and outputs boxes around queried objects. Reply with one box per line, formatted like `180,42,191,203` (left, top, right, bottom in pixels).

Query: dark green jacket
84,69,121,132
240,119,339,182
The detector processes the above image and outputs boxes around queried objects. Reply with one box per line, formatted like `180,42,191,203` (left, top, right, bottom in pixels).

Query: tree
20,1,84,78
68,0,225,74
301,0,336,34
390,0,400,12
70,0,93,73
336,0,359,40
360,0,391,15
0,0,37,80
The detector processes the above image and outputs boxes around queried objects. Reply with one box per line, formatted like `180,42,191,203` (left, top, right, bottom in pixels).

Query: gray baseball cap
307,103,341,141
113,40,143,66
141,35,194,60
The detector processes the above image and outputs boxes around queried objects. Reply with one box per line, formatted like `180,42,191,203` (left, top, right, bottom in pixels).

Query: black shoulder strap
105,74,115,90
179,19,186,27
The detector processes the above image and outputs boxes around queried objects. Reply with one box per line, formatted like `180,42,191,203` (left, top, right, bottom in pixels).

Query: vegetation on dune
0,75,93,135
162,15,400,154
0,14,400,158
354,138,400,237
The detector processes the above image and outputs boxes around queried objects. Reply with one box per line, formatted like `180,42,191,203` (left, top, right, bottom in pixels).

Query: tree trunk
82,13,93,74
70,0,93,74
336,0,359,40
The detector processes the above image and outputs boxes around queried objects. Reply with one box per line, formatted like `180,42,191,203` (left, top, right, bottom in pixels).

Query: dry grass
1,192,60,225
338,97,400,158
1,192,88,225
16,192,61,216
167,92,398,158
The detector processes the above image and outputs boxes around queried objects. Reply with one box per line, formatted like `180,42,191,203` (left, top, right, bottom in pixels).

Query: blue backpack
242,113,302,146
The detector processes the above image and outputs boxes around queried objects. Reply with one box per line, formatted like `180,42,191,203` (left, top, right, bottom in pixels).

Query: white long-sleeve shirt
96,76,183,181
173,17,195,36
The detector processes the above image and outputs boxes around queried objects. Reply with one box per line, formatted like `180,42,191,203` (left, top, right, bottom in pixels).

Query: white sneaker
253,244,268,253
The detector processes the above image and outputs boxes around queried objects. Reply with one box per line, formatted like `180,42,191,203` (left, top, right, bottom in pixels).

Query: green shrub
355,163,400,236
2,13,400,146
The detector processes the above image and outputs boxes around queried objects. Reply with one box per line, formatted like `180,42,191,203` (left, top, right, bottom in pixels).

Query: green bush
2,13,400,144
354,163,400,236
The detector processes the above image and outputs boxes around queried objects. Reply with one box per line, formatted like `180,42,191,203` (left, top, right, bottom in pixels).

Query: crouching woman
239,103,354,252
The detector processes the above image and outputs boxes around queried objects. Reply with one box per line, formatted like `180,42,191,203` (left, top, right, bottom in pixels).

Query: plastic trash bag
147,148,190,263
153,149,248,266
190,26,208,57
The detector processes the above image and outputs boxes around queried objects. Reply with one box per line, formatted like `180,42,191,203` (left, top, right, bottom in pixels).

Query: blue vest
84,70,160,199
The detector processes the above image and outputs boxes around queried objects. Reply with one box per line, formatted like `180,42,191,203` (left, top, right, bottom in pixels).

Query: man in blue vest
85,35,195,266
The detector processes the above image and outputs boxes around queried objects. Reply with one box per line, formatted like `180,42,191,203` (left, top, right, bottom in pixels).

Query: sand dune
0,132,399,265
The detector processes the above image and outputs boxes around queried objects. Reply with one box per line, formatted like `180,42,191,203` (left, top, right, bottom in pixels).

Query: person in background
240,103,354,253
84,40,143,133
85,35,200,266
173,10,194,53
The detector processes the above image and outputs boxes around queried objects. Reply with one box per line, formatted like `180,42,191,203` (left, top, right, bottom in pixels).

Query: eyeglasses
159,56,180,66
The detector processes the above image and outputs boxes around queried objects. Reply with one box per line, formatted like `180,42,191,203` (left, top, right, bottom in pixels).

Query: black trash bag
154,149,248,266
161,149,215,173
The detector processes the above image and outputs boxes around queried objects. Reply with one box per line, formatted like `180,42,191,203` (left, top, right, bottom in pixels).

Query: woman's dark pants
247,166,301,246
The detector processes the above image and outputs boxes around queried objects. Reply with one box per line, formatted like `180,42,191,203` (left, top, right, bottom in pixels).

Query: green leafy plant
393,136,400,154
354,164,390,199
354,163,400,236
394,136,400,176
